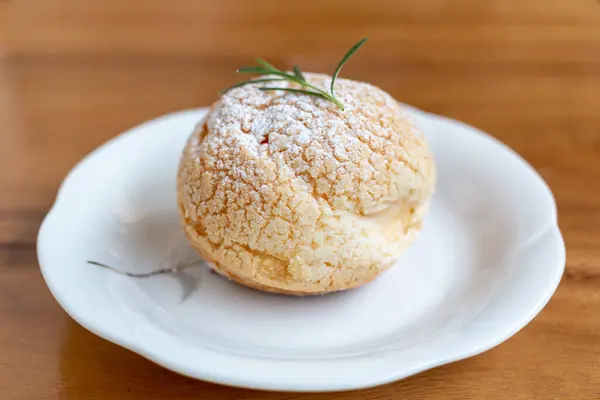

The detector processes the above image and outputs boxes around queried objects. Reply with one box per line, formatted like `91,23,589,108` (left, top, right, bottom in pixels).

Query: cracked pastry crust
177,73,436,295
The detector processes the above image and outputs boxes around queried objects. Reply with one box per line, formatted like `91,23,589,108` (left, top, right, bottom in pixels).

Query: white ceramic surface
37,105,565,392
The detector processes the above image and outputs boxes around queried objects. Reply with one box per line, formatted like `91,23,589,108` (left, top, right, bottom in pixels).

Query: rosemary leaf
259,70,304,83
221,77,288,94
330,37,368,100
293,65,306,82
237,66,269,74
237,68,305,84
258,86,331,100
255,58,279,72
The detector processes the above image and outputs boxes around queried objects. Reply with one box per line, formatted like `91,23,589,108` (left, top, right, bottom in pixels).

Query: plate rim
37,105,566,392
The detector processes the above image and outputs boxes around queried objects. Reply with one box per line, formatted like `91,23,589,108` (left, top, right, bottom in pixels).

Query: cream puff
177,73,436,295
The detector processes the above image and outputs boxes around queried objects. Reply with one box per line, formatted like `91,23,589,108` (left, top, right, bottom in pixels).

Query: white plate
38,105,565,392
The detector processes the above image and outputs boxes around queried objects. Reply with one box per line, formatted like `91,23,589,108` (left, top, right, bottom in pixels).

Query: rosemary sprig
330,37,368,102
258,87,332,102
223,77,288,91
221,37,368,111
87,260,204,278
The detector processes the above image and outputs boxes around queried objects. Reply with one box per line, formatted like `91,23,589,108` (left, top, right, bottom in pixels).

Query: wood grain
1,1,599,399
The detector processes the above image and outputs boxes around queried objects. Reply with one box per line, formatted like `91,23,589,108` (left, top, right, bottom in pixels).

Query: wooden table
1,1,599,399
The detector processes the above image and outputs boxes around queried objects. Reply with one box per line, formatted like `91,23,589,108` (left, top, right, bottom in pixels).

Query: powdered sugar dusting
211,73,433,215
177,72,436,294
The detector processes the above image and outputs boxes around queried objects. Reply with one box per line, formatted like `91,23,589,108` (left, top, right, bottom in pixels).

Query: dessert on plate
177,39,436,295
